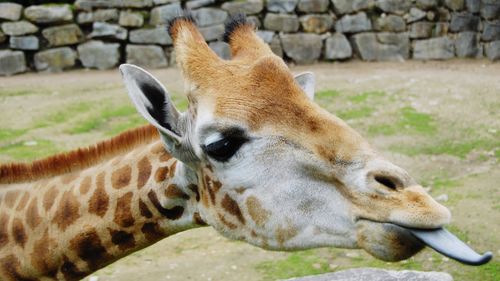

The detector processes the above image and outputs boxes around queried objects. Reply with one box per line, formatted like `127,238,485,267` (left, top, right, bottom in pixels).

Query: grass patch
348,91,385,103
391,139,499,159
35,102,93,128
368,124,399,136
0,128,27,142
256,250,331,280
316,89,341,100
106,116,147,136
0,140,57,160
399,107,436,134
0,88,33,97
68,105,138,134
337,107,374,120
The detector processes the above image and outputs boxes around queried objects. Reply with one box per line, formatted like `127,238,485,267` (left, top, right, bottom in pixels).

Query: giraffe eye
203,136,247,162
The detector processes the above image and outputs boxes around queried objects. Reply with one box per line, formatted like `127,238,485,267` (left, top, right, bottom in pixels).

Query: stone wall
0,0,499,75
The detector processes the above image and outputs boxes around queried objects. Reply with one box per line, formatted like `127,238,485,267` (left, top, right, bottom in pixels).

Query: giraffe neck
0,141,203,281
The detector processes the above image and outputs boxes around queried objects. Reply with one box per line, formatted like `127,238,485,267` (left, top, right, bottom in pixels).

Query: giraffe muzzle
407,227,493,266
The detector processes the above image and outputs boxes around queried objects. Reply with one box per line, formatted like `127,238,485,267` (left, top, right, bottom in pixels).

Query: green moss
337,107,374,120
348,91,385,103
0,140,57,160
256,250,331,280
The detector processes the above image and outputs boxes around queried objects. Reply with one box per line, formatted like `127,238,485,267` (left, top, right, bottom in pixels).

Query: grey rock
335,12,372,33
426,10,437,21
445,0,465,11
192,8,228,27
450,13,480,32
42,24,85,47
150,2,182,25
434,22,450,36
331,0,375,15
77,9,119,24
24,5,73,24
375,0,411,15
153,0,179,5
264,14,300,32
256,30,275,43
413,37,455,60
248,16,262,28
209,41,231,60
270,35,283,57
438,7,452,21
267,0,298,13
300,14,334,34
455,31,480,57
119,11,144,27
221,0,264,15
75,0,153,10
199,24,225,41
351,32,409,61
284,268,453,281
0,31,5,44
0,3,23,21
410,22,434,38
485,40,500,60
129,26,172,45
325,33,352,60
186,0,216,10
9,36,39,50
280,33,323,64
1,21,38,36
0,50,26,76
88,22,127,41
34,47,76,72
297,0,330,12
416,0,438,9
466,0,480,13
481,2,500,20
406,7,427,23
374,15,406,32
482,21,500,41
77,40,120,70
126,44,167,68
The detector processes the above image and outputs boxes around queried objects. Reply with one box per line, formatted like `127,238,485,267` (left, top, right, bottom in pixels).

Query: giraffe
0,14,491,281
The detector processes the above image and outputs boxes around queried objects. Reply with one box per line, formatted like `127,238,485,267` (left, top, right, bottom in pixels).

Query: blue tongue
409,227,492,266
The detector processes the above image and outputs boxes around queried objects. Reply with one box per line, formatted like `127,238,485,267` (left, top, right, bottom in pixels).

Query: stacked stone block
0,0,499,76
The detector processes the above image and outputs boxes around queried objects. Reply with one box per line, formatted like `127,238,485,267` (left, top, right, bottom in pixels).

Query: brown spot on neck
16,192,29,211
69,227,111,270
11,218,27,247
79,176,92,195
139,199,153,219
109,229,136,251
147,190,184,220
114,192,135,227
221,194,245,224
165,184,189,200
43,185,58,211
111,165,132,189
137,156,152,189
26,197,41,229
154,166,169,183
4,191,19,209
141,222,164,242
53,191,80,231
246,196,270,227
60,256,86,281
88,172,109,217
61,172,79,184
0,214,9,248
31,230,58,276
0,255,36,281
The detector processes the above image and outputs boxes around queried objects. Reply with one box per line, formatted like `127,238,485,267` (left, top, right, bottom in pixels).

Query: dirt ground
0,60,499,281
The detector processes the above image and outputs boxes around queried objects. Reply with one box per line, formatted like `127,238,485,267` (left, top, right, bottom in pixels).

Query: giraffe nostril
374,175,400,190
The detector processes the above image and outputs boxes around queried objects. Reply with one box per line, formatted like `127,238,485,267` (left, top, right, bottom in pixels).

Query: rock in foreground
284,268,453,281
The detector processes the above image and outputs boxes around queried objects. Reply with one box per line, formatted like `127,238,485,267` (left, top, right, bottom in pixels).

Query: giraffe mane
0,125,160,184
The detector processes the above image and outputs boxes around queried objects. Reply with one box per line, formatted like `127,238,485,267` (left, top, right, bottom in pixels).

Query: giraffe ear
294,72,315,100
119,64,182,143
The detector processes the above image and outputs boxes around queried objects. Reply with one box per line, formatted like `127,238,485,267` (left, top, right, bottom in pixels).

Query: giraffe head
119,15,451,262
